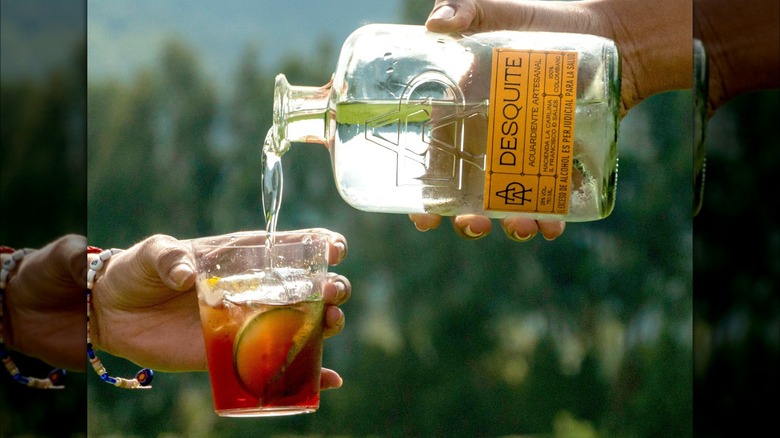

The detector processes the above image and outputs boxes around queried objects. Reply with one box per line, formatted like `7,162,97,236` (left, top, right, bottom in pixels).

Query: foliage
4,2,777,438
1,43,88,438
692,90,780,437
83,33,695,437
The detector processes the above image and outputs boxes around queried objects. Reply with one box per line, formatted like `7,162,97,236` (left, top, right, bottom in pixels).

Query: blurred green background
84,1,693,436
1,1,88,436
1,0,777,437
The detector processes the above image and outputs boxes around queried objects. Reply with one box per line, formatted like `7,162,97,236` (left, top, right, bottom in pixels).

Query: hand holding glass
191,230,333,417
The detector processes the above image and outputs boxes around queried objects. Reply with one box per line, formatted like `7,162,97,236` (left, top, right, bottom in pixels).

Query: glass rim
189,229,332,250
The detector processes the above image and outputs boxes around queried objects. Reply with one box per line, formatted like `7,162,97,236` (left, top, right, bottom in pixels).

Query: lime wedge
233,307,308,396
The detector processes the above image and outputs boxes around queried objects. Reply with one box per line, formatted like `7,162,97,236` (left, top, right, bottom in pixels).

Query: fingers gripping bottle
268,24,621,221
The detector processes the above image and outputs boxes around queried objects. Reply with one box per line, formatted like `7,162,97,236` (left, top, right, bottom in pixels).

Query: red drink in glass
200,295,324,416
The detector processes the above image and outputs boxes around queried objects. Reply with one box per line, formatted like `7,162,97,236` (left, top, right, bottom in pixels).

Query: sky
86,0,405,89
1,0,407,85
1,0,85,81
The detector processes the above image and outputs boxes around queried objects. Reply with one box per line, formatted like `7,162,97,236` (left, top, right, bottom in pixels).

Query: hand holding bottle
426,0,692,115
409,212,565,241
274,22,620,238
412,0,692,241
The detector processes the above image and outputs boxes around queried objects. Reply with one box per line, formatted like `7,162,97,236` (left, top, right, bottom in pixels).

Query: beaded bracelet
87,246,154,389
0,246,67,389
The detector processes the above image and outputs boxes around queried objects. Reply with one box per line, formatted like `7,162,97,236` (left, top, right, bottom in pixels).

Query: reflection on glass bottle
693,39,708,216
267,24,621,222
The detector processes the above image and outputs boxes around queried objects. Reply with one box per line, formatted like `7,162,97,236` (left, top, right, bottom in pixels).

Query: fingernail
333,241,347,262
429,4,456,20
334,280,347,302
169,263,195,288
463,225,483,238
511,231,536,242
414,223,430,232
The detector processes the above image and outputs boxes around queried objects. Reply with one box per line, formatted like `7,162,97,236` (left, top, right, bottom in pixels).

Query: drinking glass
190,230,330,417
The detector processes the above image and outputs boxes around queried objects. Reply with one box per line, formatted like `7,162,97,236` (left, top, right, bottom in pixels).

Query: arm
694,0,780,116
89,232,351,388
1,235,86,371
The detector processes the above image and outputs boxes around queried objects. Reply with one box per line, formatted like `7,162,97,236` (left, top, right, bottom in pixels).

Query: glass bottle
267,23,621,221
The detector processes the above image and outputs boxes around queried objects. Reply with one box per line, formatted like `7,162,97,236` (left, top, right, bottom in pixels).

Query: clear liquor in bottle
268,24,621,221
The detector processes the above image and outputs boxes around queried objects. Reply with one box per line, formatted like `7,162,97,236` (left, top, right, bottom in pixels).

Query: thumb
46,234,87,286
426,1,476,32
138,235,196,291
7,235,86,307
427,0,591,34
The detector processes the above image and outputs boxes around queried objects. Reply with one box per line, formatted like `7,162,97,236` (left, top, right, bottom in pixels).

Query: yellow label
484,49,578,214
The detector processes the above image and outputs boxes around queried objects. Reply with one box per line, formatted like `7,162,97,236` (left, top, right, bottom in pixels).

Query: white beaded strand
87,246,153,389
0,246,66,389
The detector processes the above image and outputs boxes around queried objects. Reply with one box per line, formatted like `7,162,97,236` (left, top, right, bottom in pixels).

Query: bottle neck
272,74,330,155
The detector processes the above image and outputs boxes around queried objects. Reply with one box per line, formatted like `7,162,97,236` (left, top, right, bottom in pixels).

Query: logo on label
366,71,486,189
496,182,532,206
